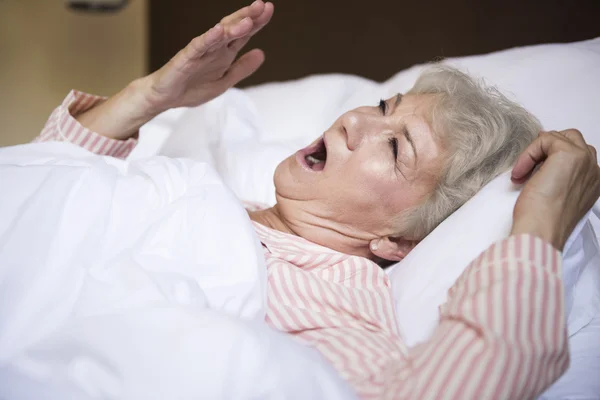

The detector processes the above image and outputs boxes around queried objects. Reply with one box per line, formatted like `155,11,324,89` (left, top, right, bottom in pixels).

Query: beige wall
0,0,147,146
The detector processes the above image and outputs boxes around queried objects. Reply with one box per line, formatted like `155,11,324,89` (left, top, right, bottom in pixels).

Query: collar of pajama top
250,220,406,394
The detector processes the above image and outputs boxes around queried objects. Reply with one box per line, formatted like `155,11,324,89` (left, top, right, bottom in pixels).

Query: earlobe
370,241,379,252
369,236,418,262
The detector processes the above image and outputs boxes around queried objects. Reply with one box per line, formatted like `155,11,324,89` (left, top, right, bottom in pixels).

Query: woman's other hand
510,129,600,250
140,0,274,115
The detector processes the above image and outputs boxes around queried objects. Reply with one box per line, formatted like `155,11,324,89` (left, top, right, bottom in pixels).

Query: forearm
383,234,568,400
75,78,159,141
34,90,139,158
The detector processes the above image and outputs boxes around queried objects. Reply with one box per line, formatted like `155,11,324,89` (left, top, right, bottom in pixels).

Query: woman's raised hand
141,0,274,114
75,1,274,140
510,129,600,250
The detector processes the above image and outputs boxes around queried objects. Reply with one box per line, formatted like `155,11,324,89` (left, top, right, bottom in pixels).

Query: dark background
149,0,600,86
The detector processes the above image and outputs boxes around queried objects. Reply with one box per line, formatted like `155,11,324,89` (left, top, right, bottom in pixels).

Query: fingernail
371,242,378,251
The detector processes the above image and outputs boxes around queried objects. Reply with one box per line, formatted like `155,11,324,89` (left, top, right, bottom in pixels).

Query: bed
0,1,599,398
135,32,600,398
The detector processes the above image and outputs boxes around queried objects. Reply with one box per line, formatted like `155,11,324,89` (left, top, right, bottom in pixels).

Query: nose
342,108,386,151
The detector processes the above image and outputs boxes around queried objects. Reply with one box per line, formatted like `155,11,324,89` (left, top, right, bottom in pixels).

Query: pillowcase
385,171,599,347
244,73,377,144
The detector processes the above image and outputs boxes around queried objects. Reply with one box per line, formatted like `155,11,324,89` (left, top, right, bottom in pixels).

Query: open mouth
297,137,328,172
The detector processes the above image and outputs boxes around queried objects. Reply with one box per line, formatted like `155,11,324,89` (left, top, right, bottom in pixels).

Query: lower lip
295,138,326,173
296,150,317,173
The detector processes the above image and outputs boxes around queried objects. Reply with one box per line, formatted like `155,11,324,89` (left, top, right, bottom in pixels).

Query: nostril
341,112,362,151
342,125,352,151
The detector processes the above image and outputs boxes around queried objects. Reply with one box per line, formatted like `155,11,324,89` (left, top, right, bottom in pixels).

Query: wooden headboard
149,0,600,86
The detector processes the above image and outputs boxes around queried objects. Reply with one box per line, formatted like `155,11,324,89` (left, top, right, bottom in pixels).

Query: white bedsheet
0,142,356,399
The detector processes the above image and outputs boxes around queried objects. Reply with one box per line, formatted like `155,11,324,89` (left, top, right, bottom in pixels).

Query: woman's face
274,93,444,254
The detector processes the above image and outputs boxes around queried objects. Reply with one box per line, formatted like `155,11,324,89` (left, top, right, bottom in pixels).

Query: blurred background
0,0,146,146
1,0,598,146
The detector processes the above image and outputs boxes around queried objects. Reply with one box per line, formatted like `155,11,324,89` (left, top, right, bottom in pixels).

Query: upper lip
300,136,325,159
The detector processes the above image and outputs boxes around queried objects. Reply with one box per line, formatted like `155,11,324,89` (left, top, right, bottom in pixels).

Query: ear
369,236,419,262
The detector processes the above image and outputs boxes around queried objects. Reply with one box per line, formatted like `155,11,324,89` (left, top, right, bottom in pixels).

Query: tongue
312,160,325,171
303,138,327,171
306,154,326,171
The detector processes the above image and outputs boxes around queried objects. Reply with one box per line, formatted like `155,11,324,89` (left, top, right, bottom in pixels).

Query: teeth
306,155,323,165
306,155,324,164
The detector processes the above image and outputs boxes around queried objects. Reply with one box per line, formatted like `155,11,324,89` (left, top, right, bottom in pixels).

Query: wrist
510,216,565,251
75,79,160,141
125,76,167,119
118,77,164,124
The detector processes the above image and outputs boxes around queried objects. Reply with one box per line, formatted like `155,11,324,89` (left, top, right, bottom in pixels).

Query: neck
248,203,375,260
248,204,296,235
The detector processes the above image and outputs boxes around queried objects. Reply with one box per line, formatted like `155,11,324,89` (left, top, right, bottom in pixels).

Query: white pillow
386,171,599,346
244,74,377,144
151,89,300,206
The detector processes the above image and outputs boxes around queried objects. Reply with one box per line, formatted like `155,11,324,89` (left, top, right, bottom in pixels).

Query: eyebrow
394,93,418,162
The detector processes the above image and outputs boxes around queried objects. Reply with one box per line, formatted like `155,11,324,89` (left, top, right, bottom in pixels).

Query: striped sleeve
33,90,137,159
382,234,568,400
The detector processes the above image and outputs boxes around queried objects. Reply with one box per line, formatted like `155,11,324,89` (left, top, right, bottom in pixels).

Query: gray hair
398,64,541,240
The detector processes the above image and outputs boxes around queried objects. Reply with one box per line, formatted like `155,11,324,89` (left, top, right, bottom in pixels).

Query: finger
221,0,265,25
220,49,265,87
225,17,254,41
228,37,250,53
511,132,555,183
589,144,598,161
199,1,262,53
203,17,253,54
228,2,274,52
249,1,274,34
185,24,225,59
559,128,587,148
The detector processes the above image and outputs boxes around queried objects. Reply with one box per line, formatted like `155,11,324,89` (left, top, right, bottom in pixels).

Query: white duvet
0,142,356,399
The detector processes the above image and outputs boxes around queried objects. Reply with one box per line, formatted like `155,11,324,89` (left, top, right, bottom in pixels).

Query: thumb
220,49,265,87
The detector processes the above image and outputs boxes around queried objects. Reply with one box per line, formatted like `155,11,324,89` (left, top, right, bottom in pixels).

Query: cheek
345,154,392,192
347,150,386,176
336,156,399,208
338,154,427,217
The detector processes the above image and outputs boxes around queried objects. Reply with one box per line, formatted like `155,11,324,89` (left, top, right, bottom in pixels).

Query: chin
274,153,314,202
273,157,293,195
274,134,333,199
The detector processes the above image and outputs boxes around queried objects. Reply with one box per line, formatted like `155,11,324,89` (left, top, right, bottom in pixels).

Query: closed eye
378,99,387,115
388,137,398,159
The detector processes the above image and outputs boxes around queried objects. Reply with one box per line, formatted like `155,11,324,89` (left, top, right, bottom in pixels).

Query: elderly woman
32,1,600,399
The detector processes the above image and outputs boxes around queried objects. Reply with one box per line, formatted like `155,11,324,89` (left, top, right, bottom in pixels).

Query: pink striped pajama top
33,90,569,399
